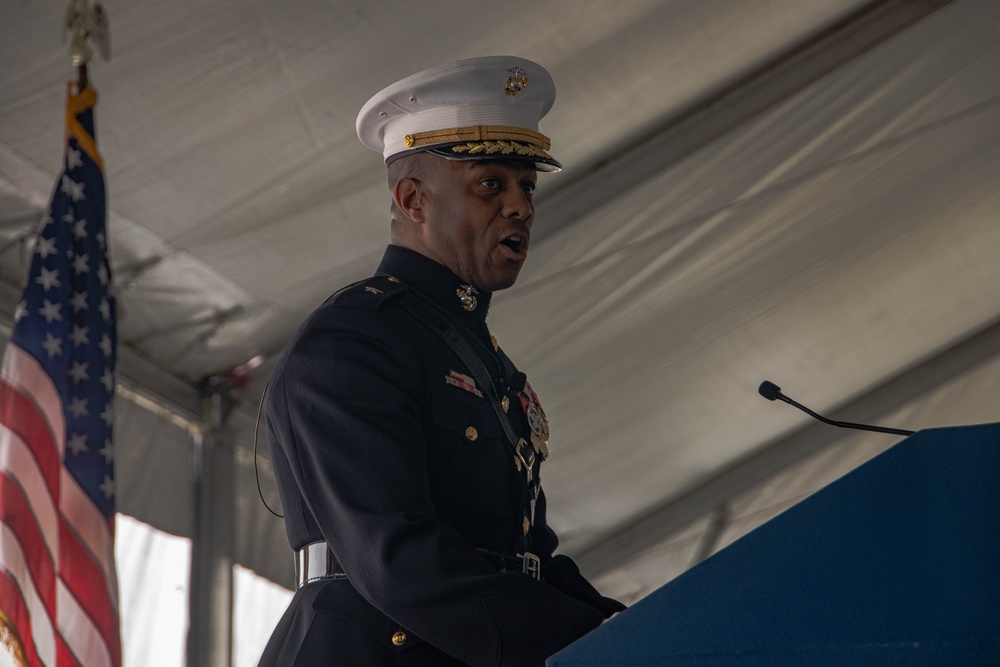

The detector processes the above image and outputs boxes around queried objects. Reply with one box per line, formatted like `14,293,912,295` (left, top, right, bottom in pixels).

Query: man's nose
502,184,533,221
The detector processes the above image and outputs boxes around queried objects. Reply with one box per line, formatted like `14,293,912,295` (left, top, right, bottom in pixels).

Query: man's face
415,158,537,292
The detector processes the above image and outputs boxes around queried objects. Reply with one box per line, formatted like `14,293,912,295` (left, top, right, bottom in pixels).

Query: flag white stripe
57,577,113,667
60,469,117,609
0,522,56,666
0,345,65,456
0,426,59,562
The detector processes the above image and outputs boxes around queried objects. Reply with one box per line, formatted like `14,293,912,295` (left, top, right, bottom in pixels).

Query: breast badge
519,382,549,460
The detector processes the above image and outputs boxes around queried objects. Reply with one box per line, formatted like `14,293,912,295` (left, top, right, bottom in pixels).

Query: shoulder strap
396,290,522,451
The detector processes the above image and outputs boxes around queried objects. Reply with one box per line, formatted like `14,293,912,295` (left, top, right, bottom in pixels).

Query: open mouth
499,234,528,255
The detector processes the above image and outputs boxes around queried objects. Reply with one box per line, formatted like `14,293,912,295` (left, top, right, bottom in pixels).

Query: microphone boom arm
758,380,914,437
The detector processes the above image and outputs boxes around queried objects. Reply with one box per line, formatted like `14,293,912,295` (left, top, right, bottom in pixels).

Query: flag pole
77,62,89,91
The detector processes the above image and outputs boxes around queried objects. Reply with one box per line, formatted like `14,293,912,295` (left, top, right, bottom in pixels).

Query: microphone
757,380,914,437
508,371,527,394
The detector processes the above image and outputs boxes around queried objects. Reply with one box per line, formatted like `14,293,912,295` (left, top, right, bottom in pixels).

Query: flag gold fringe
0,609,27,667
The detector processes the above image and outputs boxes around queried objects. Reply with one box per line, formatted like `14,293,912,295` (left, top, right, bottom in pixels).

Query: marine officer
259,55,624,666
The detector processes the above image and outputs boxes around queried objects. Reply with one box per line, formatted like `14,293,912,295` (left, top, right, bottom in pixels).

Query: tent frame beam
575,312,1000,578
534,0,955,244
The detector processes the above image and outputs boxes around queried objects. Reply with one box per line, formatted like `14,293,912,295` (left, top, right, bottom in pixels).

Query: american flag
0,83,121,666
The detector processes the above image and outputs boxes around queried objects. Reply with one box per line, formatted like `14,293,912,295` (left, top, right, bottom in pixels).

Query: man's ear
393,177,426,224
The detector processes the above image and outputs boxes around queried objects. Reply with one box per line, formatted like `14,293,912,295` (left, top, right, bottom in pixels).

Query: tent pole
187,376,235,667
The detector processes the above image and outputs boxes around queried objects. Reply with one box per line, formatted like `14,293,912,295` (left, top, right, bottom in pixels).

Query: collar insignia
456,284,478,311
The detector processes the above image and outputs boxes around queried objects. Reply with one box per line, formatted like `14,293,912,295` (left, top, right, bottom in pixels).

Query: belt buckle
520,551,541,580
295,541,346,588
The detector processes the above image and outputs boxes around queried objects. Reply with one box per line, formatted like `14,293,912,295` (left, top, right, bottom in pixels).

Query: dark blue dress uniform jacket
259,245,623,666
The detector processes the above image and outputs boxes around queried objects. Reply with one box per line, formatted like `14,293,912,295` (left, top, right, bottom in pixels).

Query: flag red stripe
1,345,65,456
0,522,56,666
57,630,81,667
0,472,56,614
0,381,60,495
58,522,116,656
0,570,42,667
0,426,60,565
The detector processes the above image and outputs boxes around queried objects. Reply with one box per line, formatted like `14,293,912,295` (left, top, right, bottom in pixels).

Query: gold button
523,517,530,534
392,631,407,646
465,426,478,441
501,396,509,412
403,134,415,148
387,276,400,283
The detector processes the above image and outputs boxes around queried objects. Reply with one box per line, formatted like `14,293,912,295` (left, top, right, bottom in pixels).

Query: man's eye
480,178,499,189
523,182,536,195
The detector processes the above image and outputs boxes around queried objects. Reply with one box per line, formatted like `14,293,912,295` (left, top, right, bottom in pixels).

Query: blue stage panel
548,423,1000,666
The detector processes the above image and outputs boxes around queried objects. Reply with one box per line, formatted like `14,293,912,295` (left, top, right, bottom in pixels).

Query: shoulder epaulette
327,274,408,310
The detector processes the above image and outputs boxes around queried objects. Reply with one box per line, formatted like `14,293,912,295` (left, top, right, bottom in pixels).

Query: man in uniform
259,56,624,666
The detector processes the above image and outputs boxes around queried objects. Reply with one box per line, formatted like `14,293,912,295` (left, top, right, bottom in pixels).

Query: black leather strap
396,290,521,452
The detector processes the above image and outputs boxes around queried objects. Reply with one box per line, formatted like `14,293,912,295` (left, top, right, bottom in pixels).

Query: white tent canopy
2,0,999,660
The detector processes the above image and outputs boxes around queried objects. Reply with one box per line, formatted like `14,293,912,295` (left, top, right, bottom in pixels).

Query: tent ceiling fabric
505,0,1000,556
2,0,998,598
1,0,870,379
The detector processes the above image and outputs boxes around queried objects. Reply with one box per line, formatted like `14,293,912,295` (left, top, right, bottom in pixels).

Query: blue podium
549,423,1000,665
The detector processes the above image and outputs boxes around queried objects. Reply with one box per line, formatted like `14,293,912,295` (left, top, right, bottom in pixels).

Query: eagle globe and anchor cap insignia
504,65,527,96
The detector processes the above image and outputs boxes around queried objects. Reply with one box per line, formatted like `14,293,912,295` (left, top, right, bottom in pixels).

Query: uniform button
465,426,478,441
523,517,530,535
392,631,407,646
387,276,400,283
501,396,509,412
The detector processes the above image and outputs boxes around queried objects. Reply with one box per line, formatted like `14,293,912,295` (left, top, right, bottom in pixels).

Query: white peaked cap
357,55,561,171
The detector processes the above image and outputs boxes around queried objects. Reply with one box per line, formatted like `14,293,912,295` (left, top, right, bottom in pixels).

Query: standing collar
376,244,493,322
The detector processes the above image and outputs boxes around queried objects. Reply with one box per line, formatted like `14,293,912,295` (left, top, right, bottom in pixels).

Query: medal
519,381,549,460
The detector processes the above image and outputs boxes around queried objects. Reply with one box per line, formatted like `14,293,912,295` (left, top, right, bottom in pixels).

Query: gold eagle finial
63,0,112,67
